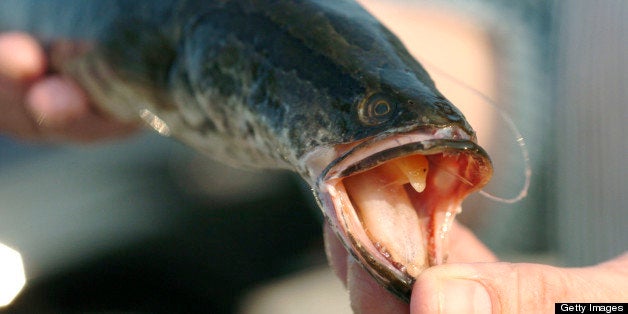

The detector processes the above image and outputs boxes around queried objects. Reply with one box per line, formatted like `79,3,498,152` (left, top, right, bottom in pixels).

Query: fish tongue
343,155,431,277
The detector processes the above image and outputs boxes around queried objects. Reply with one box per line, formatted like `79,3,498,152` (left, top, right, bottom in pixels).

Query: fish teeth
394,155,429,193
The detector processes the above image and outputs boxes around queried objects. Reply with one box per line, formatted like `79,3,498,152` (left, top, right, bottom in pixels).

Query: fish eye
373,100,391,115
358,93,396,126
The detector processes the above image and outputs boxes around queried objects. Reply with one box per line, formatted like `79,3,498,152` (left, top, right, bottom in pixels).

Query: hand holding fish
0,32,135,141
326,222,628,313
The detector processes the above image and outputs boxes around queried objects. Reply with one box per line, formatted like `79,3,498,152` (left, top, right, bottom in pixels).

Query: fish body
0,0,492,301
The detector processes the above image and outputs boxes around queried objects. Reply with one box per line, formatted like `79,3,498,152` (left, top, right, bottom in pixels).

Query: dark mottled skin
0,0,485,301
0,0,473,174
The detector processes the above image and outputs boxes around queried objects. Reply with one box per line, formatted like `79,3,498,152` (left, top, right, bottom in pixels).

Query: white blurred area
0,242,25,307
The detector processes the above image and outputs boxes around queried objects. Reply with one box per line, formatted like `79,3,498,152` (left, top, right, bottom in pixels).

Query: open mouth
316,128,492,300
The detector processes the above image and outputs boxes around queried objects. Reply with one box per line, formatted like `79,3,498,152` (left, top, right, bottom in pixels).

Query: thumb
411,252,628,313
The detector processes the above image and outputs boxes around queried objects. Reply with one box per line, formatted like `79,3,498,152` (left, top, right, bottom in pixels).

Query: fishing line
418,57,531,204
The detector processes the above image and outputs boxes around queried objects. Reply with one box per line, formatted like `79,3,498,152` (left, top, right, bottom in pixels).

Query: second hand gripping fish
0,0,492,301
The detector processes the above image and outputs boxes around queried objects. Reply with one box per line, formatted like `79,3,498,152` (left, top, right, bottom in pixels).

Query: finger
25,75,137,142
0,77,39,139
324,222,349,287
348,257,409,314
411,252,628,313
0,32,46,81
326,222,409,313
42,109,139,142
447,222,498,263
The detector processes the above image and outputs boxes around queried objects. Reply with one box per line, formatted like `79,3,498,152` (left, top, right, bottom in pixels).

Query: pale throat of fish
329,153,469,277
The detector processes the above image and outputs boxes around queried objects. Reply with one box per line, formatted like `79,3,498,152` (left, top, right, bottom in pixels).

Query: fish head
171,0,494,301
301,70,493,302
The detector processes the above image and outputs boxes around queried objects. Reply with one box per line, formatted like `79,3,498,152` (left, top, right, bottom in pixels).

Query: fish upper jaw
307,126,492,302
299,125,473,182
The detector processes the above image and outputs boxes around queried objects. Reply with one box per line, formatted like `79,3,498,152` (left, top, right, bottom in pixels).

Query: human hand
0,32,136,142
324,222,628,313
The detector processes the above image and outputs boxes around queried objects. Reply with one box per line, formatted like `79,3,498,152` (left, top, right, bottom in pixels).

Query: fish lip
314,125,491,302
318,125,483,183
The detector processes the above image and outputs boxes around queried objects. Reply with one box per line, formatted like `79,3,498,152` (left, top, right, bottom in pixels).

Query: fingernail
439,279,491,314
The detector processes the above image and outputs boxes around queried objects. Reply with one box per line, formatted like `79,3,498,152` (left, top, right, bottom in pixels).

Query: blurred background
1,0,625,312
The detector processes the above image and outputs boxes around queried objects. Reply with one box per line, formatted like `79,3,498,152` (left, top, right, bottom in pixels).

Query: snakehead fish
0,0,492,301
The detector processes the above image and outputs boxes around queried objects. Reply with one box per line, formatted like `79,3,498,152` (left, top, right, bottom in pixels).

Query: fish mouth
315,126,492,302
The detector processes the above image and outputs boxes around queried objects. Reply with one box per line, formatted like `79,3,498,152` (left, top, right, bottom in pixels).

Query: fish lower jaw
321,150,490,301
